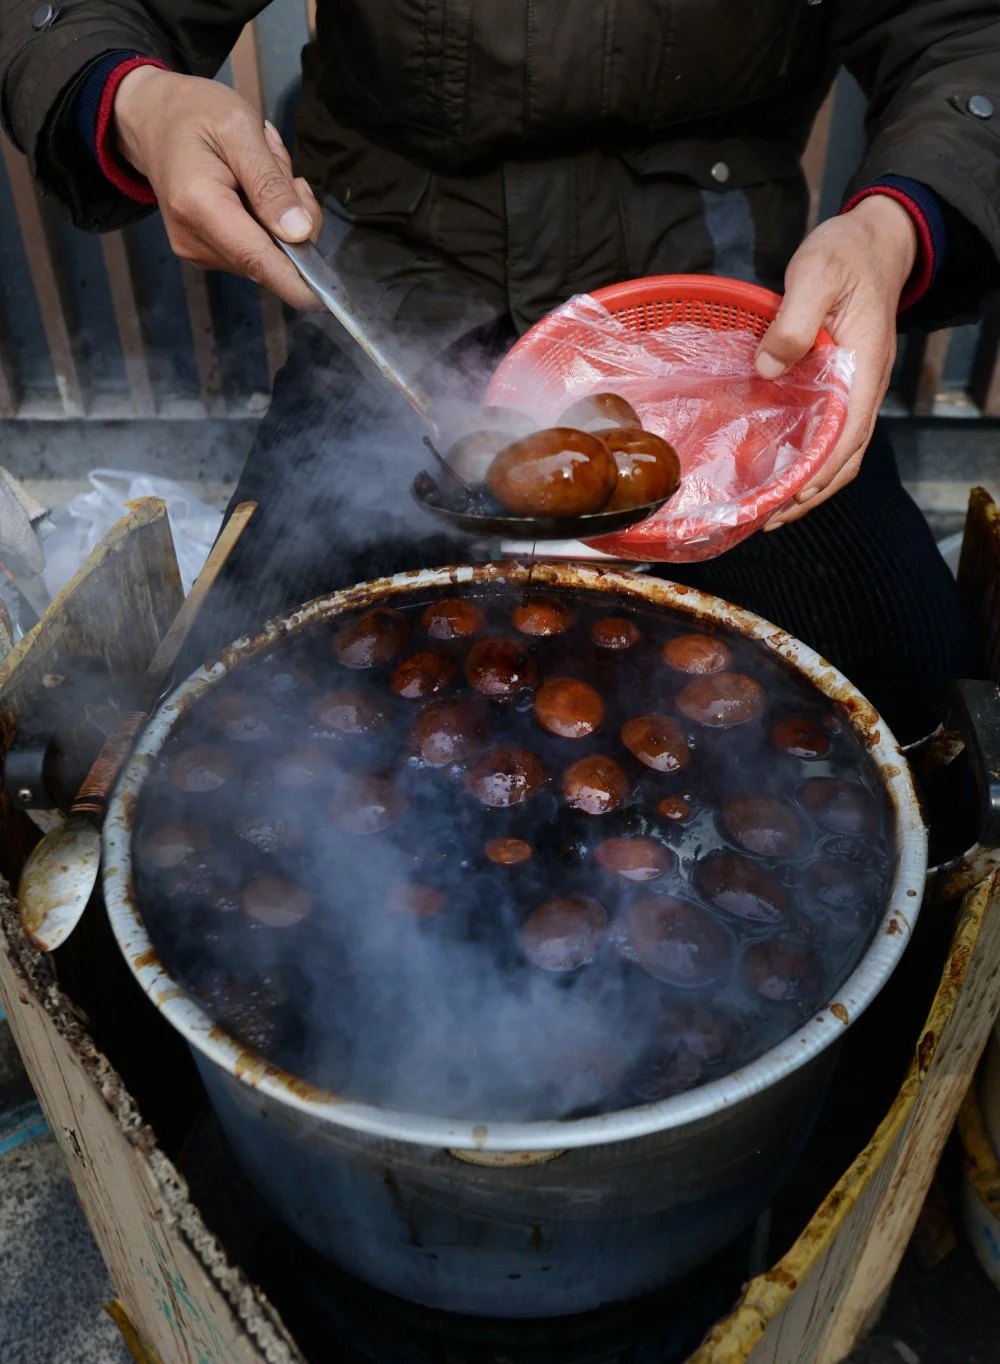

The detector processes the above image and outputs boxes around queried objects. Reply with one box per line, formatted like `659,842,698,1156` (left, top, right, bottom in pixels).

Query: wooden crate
2,497,1000,1364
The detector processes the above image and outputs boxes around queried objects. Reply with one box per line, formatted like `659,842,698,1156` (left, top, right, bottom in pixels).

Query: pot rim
103,562,927,1152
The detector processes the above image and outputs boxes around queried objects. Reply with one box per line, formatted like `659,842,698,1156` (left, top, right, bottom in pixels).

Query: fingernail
764,520,783,532
797,485,820,503
263,118,283,146
278,206,312,238
754,352,786,380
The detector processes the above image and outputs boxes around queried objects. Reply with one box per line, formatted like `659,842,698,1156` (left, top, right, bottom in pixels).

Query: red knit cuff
841,186,935,312
95,57,168,205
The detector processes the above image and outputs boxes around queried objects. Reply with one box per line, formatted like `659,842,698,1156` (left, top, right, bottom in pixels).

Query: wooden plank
899,329,952,416
0,305,20,417
815,876,1000,1360
969,302,1000,416
0,887,304,1364
801,90,835,231
957,486,1000,685
230,23,289,380
0,139,85,416
180,263,226,417
691,872,1000,1363
100,230,156,417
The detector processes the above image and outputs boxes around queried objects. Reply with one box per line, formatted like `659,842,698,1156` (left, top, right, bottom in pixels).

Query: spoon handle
69,711,148,821
269,233,440,436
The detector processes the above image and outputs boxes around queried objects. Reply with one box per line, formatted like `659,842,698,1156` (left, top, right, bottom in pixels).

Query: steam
137,589,893,1125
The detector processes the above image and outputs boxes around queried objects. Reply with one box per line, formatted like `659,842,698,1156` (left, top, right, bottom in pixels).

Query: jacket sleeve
0,0,266,230
835,0,1000,325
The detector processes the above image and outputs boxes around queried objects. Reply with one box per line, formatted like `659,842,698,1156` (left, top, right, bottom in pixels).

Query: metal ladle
271,234,677,540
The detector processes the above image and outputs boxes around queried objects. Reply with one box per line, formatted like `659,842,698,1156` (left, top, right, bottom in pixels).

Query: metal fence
0,15,996,423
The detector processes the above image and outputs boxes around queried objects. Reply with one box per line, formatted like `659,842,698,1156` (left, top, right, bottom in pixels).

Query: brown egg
212,692,275,742
557,392,642,432
562,755,630,814
595,836,672,882
521,895,607,971
261,655,315,695
169,745,234,793
771,717,831,760
621,714,689,772
535,678,605,739
411,699,486,767
799,778,878,835
661,633,732,675
512,596,574,636
242,877,314,929
676,672,766,727
334,608,408,668
142,823,205,869
632,1003,737,1098
310,688,386,735
273,745,328,788
466,746,545,807
658,794,695,823
331,774,407,834
465,637,539,698
591,616,641,650
626,896,731,987
421,597,484,640
485,837,533,865
486,428,618,517
721,795,808,857
479,404,534,436
744,938,821,1003
697,852,788,923
445,429,510,485
598,429,681,511
391,649,456,699
806,857,866,908
386,882,446,918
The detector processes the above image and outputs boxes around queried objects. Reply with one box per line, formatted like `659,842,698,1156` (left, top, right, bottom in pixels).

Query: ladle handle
269,233,439,434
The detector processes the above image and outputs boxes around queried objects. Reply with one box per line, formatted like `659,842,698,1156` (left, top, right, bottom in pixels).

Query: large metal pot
103,563,928,1318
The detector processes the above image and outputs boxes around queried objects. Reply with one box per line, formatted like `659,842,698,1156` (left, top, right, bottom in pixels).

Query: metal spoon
17,501,257,953
269,233,440,436
271,229,679,542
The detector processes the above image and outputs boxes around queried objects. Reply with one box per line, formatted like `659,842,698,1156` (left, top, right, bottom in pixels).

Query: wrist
112,65,174,174
845,195,919,294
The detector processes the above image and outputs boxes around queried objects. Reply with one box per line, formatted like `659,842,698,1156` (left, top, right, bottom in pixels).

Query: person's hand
113,67,324,310
754,196,918,529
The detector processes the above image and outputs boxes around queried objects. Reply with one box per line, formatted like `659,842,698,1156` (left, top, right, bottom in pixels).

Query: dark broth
134,587,893,1122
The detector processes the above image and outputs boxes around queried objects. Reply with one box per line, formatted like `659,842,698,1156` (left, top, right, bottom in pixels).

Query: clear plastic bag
41,470,223,597
487,294,854,562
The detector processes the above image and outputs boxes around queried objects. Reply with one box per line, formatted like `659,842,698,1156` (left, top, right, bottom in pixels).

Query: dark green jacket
3,0,1000,335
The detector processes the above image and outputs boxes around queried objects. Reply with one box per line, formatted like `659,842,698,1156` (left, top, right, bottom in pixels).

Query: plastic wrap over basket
486,286,853,562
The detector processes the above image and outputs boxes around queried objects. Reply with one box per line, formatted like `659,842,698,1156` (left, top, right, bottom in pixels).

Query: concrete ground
0,414,998,1362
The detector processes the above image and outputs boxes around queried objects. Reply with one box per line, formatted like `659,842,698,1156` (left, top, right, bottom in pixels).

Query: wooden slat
0,139,85,416
0,307,20,418
100,231,156,417
969,301,1000,416
801,90,835,232
230,23,289,380
180,264,226,418
900,329,952,416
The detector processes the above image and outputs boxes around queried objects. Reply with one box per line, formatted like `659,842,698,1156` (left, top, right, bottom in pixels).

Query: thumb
755,252,841,380
224,117,314,242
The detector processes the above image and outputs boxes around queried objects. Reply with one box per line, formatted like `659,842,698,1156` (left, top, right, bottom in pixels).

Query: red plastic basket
486,275,848,561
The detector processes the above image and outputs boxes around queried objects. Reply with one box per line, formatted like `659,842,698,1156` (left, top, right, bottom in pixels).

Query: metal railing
0,22,996,423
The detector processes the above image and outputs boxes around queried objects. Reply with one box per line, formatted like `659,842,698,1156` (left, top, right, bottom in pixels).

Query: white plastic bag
41,470,224,597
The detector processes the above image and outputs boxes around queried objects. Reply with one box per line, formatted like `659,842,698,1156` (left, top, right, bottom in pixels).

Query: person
1,0,996,742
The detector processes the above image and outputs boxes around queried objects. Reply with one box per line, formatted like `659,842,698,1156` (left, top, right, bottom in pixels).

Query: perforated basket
486,275,849,562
